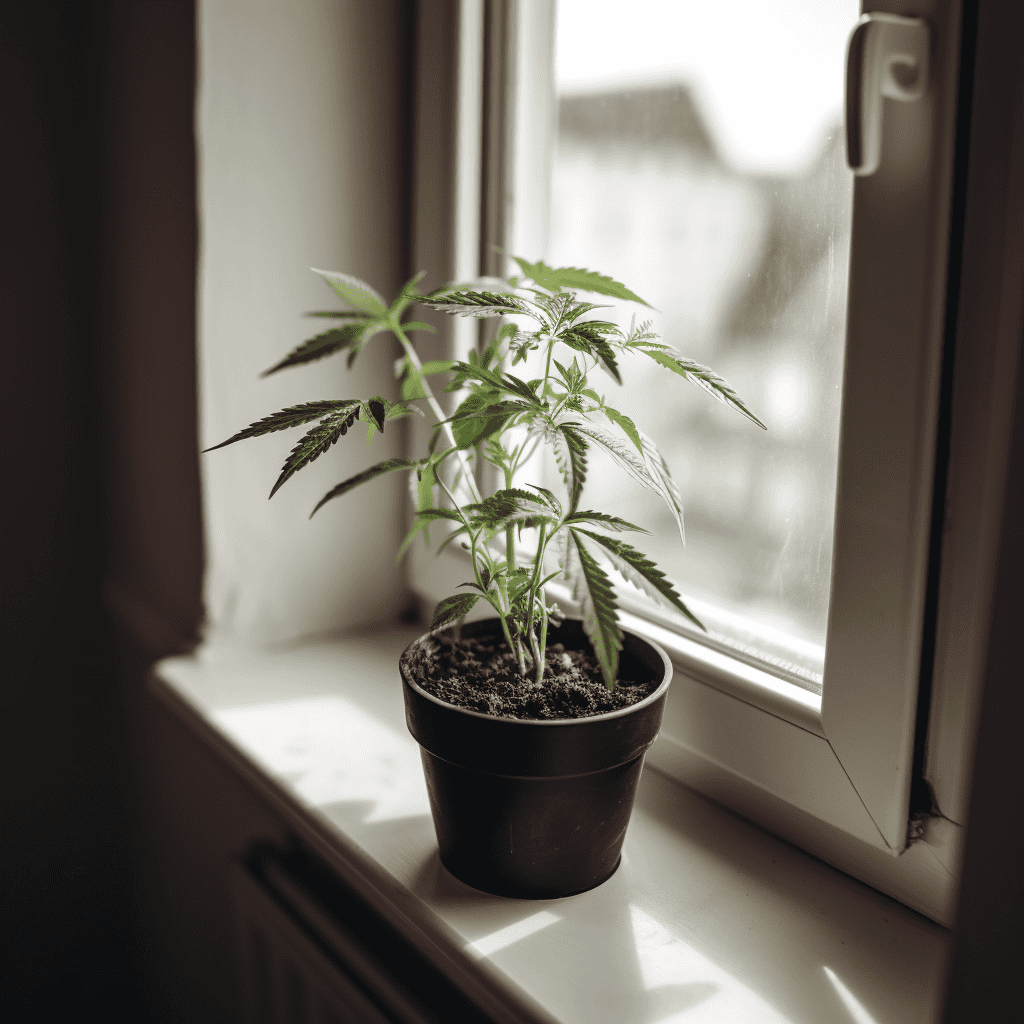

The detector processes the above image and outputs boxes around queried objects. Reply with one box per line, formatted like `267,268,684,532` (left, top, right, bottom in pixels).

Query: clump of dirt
403,633,656,720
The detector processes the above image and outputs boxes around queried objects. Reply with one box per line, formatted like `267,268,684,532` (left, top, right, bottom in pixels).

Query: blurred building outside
538,83,853,683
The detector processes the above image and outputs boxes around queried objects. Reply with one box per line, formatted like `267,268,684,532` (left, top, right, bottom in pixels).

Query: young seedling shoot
206,258,765,690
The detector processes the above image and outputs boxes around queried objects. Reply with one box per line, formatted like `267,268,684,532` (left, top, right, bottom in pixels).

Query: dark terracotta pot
400,618,672,899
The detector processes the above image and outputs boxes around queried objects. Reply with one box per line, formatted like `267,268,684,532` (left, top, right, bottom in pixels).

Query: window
408,0,968,924
535,0,858,691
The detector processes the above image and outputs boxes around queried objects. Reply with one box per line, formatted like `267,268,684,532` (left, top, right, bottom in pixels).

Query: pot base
439,853,622,900
421,748,645,899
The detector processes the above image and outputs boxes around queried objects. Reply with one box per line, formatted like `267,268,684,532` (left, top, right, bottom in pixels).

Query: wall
197,0,415,648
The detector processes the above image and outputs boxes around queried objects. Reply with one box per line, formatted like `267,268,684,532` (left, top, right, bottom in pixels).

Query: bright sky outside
555,0,861,176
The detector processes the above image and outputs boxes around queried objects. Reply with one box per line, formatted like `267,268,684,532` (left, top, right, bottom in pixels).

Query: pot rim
401,619,673,728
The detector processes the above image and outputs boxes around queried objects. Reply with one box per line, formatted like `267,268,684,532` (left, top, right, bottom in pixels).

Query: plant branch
392,321,482,505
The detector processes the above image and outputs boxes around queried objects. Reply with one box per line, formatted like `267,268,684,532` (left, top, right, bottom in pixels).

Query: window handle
845,13,929,176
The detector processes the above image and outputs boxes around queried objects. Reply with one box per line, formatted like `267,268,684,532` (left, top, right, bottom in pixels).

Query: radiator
230,856,439,1024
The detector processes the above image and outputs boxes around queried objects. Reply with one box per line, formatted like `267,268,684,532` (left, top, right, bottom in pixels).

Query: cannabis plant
207,258,764,689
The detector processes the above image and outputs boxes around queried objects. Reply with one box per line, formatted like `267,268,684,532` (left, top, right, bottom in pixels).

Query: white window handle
845,13,929,176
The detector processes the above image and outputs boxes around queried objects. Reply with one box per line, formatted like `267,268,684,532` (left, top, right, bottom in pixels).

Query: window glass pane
537,0,860,686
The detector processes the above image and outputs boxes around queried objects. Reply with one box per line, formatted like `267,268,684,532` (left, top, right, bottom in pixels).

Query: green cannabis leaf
564,529,623,690
263,321,383,375
204,400,358,451
513,257,652,307
310,457,418,517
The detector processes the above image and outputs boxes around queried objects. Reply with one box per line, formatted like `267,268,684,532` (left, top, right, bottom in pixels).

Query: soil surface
404,633,656,720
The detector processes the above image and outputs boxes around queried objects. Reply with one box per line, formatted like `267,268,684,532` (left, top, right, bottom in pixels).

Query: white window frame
407,0,976,925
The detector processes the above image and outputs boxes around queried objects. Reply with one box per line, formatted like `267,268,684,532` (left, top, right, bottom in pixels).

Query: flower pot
400,618,672,899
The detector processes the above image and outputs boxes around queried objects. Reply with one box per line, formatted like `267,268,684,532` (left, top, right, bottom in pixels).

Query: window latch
845,12,929,176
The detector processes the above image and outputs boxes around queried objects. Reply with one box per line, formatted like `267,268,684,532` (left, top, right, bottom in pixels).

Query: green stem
523,521,548,672
435,472,495,612
536,600,549,687
503,462,515,572
497,613,519,669
393,322,482,504
529,630,543,686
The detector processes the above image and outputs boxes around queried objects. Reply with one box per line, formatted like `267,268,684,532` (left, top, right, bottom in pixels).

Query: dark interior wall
941,2,1024,1018
1,2,201,1019
102,2,203,652
1,3,138,1017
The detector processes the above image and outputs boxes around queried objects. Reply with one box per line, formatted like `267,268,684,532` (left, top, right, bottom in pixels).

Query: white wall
197,0,411,646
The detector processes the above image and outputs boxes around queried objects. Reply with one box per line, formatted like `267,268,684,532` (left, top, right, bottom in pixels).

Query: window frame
407,0,974,926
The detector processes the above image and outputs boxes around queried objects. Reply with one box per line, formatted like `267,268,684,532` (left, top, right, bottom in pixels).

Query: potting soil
405,634,656,720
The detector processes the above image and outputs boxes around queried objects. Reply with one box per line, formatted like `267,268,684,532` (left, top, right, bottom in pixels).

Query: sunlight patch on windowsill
823,967,882,1024
212,695,430,823
465,911,562,960
630,906,793,1023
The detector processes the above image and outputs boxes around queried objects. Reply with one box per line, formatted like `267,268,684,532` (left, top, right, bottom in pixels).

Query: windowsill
151,625,950,1024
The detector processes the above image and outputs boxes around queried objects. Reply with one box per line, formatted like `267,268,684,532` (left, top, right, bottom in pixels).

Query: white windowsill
151,625,950,1024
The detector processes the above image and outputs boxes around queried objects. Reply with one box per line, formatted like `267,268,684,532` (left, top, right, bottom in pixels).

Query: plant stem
529,630,543,686
523,522,548,679
503,462,515,572
392,323,481,505
497,613,520,671
536,600,549,687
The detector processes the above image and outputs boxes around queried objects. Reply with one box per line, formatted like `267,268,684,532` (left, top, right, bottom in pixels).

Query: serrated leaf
423,289,528,318
572,422,647,487
263,321,380,376
529,418,589,512
513,257,651,307
557,322,622,383
415,507,465,524
465,489,555,531
204,400,357,452
636,428,686,544
573,423,685,543
634,346,766,429
267,402,363,497
566,530,622,689
574,529,704,630
564,511,647,533
603,406,643,455
430,592,480,632
450,393,520,449
309,457,416,517
303,310,372,319
524,483,563,515
446,362,541,406
312,268,389,318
